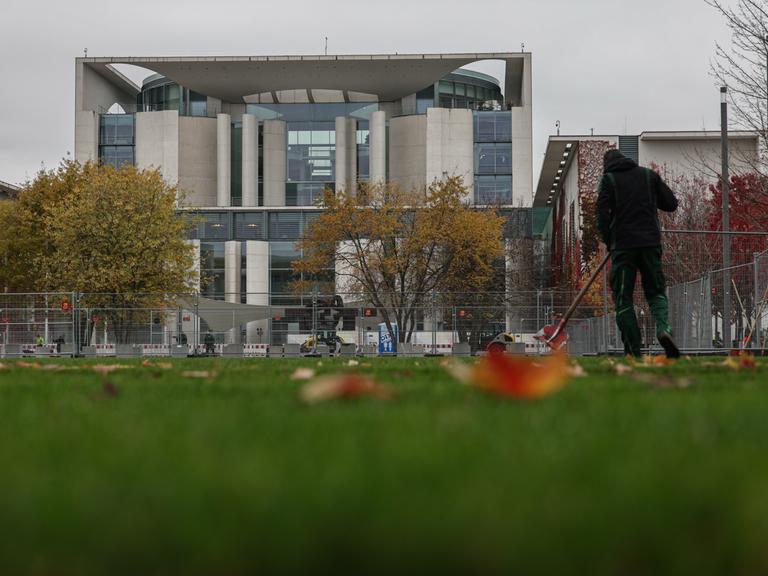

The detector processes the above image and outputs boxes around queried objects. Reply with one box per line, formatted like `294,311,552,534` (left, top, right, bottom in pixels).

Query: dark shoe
658,332,680,359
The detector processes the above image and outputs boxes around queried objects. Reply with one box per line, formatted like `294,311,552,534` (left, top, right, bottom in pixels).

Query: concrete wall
178,116,217,207
75,61,136,113
425,108,474,200
74,111,99,164
639,136,759,178
263,120,287,206
511,55,534,207
389,114,427,192
135,111,179,185
224,241,241,305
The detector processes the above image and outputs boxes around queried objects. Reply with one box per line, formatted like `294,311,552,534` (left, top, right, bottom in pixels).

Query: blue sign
378,323,398,355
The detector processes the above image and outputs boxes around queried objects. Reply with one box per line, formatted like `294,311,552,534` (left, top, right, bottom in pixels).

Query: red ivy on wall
577,141,615,274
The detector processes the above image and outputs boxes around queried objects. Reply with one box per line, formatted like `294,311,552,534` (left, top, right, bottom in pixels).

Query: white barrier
95,344,117,357
141,344,170,357
21,344,57,357
243,343,269,357
416,343,454,355
0,344,4,358
190,344,224,356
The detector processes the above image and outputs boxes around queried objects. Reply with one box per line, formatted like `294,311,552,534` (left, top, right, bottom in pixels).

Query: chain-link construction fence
1,232,766,358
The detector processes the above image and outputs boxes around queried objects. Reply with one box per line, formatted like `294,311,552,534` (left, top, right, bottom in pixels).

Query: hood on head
603,149,637,172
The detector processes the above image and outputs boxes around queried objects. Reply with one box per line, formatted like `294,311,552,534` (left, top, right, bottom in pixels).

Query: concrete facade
74,111,99,164
135,111,179,185
425,108,474,200
389,114,428,192
178,116,217,206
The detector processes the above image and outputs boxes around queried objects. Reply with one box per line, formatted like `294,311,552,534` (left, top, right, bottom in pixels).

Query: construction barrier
141,344,170,357
243,343,269,357
95,344,117,356
189,344,224,356
415,343,454,355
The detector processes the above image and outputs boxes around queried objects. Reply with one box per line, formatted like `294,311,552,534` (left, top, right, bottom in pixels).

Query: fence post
602,247,609,354
431,291,437,355
755,252,761,350
72,291,78,357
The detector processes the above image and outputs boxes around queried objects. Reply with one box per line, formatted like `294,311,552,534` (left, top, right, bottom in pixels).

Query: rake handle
559,252,610,329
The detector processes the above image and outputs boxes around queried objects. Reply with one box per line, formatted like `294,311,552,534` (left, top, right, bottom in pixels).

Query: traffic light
363,307,377,318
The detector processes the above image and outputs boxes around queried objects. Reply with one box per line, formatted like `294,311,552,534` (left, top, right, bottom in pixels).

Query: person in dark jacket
597,149,680,358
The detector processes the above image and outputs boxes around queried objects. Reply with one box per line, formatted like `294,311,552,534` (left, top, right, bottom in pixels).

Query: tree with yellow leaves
294,177,504,343
0,161,196,342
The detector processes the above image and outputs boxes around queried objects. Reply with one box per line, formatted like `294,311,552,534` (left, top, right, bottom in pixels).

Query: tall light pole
721,86,731,350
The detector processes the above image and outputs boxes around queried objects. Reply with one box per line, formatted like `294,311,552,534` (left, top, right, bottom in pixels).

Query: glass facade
200,242,225,299
475,175,513,205
270,242,334,305
438,78,502,110
473,111,513,205
231,122,243,206
138,78,210,117
99,114,135,168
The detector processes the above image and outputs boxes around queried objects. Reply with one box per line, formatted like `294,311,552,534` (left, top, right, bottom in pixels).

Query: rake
535,252,610,351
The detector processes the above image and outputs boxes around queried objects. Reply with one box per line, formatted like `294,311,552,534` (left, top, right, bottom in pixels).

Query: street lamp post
721,86,732,351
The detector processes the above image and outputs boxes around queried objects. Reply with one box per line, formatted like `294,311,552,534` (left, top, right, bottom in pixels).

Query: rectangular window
474,143,513,175
234,212,266,239
269,212,301,239
475,175,513,205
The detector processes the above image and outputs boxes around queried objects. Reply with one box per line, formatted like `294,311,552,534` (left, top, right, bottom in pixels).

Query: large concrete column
182,239,201,348
335,117,349,194
242,114,259,207
347,118,358,196
74,111,99,164
263,119,286,207
217,113,231,207
224,240,242,344
369,111,386,186
335,117,357,195
246,240,270,343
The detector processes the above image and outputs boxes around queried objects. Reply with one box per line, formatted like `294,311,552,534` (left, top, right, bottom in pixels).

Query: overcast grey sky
0,0,731,186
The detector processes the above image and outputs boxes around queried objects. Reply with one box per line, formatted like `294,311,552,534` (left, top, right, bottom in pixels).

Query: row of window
199,241,334,304
138,83,209,117
189,209,533,242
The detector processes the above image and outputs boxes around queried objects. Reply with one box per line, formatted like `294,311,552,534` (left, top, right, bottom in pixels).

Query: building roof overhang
79,52,529,106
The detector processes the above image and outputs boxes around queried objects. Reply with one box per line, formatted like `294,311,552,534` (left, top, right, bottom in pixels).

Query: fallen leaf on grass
290,367,316,381
566,363,588,378
0,363,7,370
300,373,394,404
181,370,216,380
391,370,415,379
92,364,132,376
346,359,360,367
614,363,634,376
440,359,474,384
723,353,757,371
142,360,172,369
15,361,41,369
472,351,570,400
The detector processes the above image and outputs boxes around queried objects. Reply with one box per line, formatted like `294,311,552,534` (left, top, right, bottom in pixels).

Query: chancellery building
74,53,535,343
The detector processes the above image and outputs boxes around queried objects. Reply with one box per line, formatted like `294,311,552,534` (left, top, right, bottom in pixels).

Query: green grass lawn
0,356,767,575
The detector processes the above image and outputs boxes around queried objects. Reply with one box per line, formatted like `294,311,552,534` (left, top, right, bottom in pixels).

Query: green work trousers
610,246,671,357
